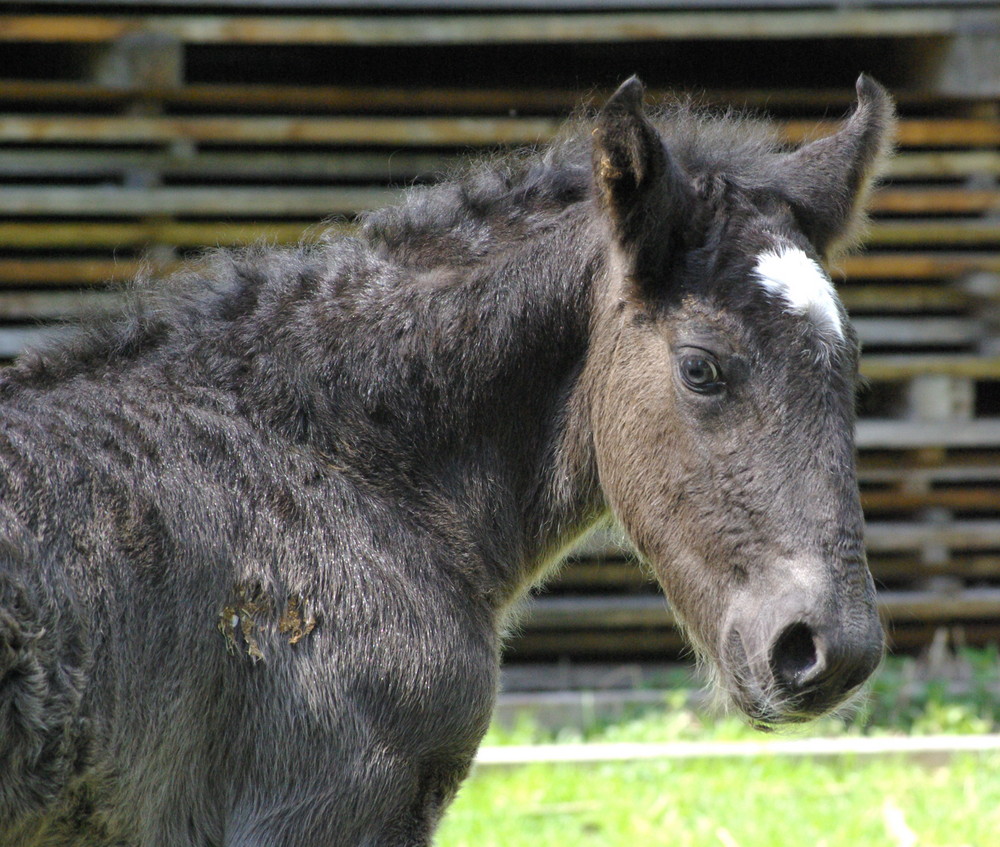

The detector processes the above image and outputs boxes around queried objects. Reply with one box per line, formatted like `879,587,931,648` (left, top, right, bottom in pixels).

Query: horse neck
321,209,608,599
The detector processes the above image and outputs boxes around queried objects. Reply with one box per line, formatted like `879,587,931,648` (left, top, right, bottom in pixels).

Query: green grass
439,753,1000,846
435,649,1000,847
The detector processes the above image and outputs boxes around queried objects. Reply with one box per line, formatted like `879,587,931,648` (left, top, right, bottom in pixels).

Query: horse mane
1,100,788,395
361,99,787,270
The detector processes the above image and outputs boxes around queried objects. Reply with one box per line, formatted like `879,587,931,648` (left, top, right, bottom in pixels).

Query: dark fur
0,77,894,845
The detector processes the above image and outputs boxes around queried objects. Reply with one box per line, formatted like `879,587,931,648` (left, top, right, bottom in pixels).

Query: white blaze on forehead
753,246,844,341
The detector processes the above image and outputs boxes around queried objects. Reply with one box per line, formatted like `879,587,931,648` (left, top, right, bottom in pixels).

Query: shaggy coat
0,77,893,846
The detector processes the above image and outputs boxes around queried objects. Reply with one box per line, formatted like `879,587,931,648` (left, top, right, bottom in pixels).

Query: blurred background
1,0,999,712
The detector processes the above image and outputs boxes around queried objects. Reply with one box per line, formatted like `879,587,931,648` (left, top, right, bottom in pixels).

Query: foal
0,76,893,845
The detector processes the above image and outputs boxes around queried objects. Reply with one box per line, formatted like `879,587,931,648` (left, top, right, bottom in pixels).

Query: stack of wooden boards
1,1,998,661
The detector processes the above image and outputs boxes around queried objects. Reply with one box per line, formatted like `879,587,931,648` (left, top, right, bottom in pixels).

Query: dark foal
0,76,893,845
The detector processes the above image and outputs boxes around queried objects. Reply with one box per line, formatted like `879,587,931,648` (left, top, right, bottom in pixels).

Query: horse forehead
750,245,844,342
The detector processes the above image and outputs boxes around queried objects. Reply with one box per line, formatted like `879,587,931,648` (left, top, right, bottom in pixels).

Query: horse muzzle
721,590,884,725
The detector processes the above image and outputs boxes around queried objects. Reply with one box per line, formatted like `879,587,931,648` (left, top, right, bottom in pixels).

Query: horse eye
679,354,723,393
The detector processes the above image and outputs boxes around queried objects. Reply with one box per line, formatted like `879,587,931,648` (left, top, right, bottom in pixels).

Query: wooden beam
1,78,991,117
519,585,1000,631
0,259,148,284
857,420,1000,450
0,186,400,217
0,10,971,46
866,220,1000,247
861,355,1000,381
841,286,969,313
0,114,562,146
1,115,996,148
0,221,326,248
841,253,1000,279
870,189,1000,216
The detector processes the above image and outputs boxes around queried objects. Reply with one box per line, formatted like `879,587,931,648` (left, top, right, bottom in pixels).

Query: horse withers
0,76,893,845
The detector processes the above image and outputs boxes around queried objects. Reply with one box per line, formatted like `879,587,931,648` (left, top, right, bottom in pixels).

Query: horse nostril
770,622,824,692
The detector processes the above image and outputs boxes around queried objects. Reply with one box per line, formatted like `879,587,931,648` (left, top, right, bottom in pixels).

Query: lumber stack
2,1,998,661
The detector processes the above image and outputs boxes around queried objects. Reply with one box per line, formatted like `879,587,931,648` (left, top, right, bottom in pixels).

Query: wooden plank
862,488,1000,512
0,259,148,284
866,220,1000,247
859,452,1000,481
0,114,562,146
869,189,1000,216
871,554,1000,582
1,115,996,149
4,189,998,230
558,554,1000,593
1,78,992,119
886,151,1000,179
840,253,1000,279
3,154,996,197
0,186,400,217
522,585,1000,630
866,521,1000,552
856,420,1000,449
783,118,1000,148
0,291,119,320
861,354,1000,381
851,316,985,347
0,78,583,115
559,552,1000,592
840,286,969,312
571,517,1000,561
0,11,969,46
0,149,453,182
0,221,326,249
0,326,66,359
506,629,683,658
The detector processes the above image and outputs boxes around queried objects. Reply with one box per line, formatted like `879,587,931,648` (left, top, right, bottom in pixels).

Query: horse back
0,370,498,845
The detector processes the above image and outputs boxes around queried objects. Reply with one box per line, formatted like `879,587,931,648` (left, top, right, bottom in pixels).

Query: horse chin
719,662,865,729
709,633,851,729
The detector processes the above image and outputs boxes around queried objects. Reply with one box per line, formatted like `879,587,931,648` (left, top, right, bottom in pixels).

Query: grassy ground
436,648,1000,847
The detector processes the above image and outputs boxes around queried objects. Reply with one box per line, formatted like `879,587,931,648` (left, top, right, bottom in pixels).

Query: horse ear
592,77,693,289
775,74,896,259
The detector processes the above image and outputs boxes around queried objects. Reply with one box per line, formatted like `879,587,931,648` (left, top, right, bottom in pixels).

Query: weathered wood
0,10,972,46
0,186,401,217
867,220,1000,247
0,221,326,249
1,78,994,119
569,517,1000,561
840,253,1000,279
886,151,1000,179
0,259,149,285
0,149,454,182
4,193,998,245
781,118,1000,147
866,521,1000,552
869,190,1000,216
1,115,996,148
859,452,1000,481
856,420,1000,450
4,148,998,190
0,327,66,359
557,553,1000,592
0,114,562,146
851,317,985,347
862,489,1000,512
520,584,1000,630
861,355,1000,381
0,291,120,320
841,286,970,313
